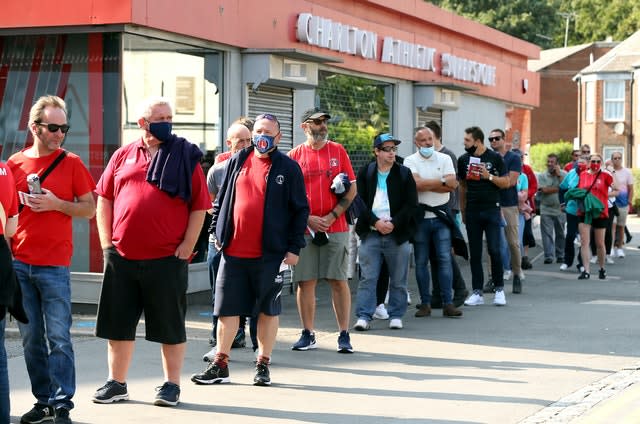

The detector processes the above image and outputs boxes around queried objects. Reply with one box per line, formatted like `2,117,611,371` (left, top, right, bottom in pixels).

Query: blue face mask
253,134,276,154
419,146,434,158
148,121,172,142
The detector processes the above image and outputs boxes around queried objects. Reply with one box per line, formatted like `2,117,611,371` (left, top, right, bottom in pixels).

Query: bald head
226,123,252,153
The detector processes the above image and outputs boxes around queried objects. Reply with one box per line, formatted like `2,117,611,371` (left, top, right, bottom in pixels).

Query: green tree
428,0,640,48
429,0,563,49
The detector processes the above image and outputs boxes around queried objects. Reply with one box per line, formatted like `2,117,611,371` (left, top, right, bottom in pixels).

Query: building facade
575,31,640,168
529,42,616,145
0,0,540,272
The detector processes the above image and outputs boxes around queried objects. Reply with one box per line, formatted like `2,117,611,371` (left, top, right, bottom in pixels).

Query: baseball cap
373,133,401,148
301,107,331,123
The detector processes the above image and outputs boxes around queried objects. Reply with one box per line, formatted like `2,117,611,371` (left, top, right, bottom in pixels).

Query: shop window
122,34,222,153
603,80,624,122
317,71,392,172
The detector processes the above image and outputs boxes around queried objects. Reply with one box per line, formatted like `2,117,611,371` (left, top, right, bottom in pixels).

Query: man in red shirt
191,113,308,386
7,95,96,424
92,97,209,407
288,108,357,353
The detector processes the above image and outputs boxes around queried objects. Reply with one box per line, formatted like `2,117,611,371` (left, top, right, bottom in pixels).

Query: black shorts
95,247,188,344
214,254,283,317
578,215,609,229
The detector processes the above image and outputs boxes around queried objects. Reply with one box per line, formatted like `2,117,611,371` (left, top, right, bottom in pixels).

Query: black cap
301,107,331,123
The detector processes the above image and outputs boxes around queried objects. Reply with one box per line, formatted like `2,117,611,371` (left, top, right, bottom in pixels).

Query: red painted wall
0,0,539,108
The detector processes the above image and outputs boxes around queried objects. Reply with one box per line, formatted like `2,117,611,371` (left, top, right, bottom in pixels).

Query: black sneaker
578,271,590,280
231,329,246,348
191,362,231,385
92,380,129,404
599,268,607,280
253,362,271,386
54,408,71,424
291,329,317,351
337,330,353,353
154,381,180,407
521,256,532,270
21,403,54,423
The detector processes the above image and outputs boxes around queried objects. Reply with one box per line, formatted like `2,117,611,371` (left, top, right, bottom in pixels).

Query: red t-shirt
225,151,270,258
95,139,210,260
578,170,613,218
288,141,355,233
0,162,18,237
7,149,96,266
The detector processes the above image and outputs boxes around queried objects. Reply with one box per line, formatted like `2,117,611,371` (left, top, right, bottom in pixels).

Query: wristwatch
440,177,446,186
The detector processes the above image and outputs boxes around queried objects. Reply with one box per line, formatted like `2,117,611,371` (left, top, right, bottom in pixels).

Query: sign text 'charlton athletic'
295,12,496,87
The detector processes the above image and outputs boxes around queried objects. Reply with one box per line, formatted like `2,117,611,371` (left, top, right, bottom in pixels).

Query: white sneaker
389,318,403,329
493,290,507,306
202,346,217,362
353,318,370,331
590,256,597,264
384,290,389,305
503,270,512,281
519,272,525,280
464,292,484,306
606,255,615,264
559,264,568,271
373,304,389,320
406,290,412,305
617,248,625,258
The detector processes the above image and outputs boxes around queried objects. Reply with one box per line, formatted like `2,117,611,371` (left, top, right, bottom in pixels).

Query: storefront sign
296,13,496,86
296,13,377,60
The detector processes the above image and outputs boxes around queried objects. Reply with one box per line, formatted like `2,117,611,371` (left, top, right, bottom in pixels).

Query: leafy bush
528,141,573,172
632,169,640,213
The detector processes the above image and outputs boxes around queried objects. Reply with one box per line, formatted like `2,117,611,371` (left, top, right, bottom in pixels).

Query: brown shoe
443,303,463,318
414,304,431,317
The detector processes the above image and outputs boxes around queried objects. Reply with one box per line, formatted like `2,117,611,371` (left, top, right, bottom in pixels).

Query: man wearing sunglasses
288,107,357,354
7,95,96,424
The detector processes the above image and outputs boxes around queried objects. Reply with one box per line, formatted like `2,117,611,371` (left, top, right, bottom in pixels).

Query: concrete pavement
6,216,640,423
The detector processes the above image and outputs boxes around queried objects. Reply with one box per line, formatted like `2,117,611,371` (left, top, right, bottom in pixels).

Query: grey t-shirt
439,145,460,212
206,161,228,242
537,169,566,216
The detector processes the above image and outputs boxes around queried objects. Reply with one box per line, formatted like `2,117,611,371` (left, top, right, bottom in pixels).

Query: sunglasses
613,157,622,160
36,122,70,134
377,146,398,153
590,160,601,164
488,136,502,142
255,113,280,128
306,118,328,125
581,150,590,154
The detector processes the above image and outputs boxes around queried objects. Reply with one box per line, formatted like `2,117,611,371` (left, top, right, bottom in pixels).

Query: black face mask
464,144,477,155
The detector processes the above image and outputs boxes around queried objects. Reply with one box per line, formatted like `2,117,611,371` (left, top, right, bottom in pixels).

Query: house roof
578,30,640,75
528,43,592,72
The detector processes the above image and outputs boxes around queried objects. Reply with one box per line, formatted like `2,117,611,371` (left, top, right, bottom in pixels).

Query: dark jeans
465,208,503,291
564,213,582,267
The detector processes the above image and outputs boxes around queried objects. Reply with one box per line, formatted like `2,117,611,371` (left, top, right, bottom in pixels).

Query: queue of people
0,95,633,423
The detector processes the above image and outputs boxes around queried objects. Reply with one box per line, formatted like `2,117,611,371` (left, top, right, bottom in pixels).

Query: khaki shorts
615,206,629,227
293,232,349,282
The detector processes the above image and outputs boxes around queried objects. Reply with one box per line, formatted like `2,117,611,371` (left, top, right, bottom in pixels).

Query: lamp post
558,12,577,47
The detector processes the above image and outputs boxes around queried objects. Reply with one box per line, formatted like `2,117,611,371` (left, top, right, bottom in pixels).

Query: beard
308,127,328,142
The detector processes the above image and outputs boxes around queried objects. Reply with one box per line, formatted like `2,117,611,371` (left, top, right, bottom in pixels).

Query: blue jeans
413,218,453,305
356,233,410,320
465,208,503,291
499,227,511,272
0,319,8,423
14,260,75,410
